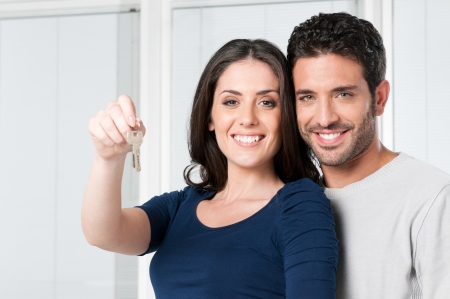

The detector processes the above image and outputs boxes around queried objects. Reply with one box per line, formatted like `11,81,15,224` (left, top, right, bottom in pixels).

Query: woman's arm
81,95,150,255
279,179,338,299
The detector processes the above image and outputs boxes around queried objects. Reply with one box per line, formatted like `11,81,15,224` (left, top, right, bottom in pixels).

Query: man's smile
313,130,348,146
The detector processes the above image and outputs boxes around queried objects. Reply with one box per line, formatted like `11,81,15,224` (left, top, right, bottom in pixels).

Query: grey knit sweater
324,152,450,299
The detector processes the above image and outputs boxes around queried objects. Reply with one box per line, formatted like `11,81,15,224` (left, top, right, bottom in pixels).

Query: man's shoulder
383,152,450,204
325,152,450,200
396,152,450,185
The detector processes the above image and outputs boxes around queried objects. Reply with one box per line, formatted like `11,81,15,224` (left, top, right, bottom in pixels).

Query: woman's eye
224,100,238,106
260,100,276,107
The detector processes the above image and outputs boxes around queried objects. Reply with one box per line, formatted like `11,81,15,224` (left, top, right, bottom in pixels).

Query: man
287,12,450,298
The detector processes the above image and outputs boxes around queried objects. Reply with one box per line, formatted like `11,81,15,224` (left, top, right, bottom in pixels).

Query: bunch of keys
126,117,143,172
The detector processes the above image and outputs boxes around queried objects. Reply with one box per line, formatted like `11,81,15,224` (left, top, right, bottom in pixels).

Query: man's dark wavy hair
287,12,386,98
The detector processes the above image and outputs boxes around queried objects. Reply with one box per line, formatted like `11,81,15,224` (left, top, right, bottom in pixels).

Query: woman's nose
238,104,258,127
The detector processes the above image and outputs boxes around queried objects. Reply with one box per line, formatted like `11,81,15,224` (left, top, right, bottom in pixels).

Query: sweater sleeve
135,188,186,254
415,184,450,298
277,179,338,299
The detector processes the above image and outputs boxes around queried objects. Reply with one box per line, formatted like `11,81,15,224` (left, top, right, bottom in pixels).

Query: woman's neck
215,162,284,203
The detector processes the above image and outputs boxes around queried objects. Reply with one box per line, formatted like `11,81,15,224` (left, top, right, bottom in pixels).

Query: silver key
127,121,143,172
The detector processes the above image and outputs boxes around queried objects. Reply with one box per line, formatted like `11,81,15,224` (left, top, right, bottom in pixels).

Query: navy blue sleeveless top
137,178,338,299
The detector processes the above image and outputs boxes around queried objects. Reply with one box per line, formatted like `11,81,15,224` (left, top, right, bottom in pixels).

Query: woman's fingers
138,119,146,136
116,95,146,137
108,103,132,142
100,111,126,144
117,94,136,127
89,116,115,147
88,95,143,158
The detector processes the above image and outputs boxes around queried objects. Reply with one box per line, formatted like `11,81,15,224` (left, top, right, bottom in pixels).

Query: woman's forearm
81,153,126,249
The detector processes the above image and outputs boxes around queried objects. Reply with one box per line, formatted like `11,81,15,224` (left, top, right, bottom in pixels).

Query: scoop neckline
194,189,280,230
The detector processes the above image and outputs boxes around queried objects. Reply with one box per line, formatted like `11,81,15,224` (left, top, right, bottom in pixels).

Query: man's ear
375,80,390,116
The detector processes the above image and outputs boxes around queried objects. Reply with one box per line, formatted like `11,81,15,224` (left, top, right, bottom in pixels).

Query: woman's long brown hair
184,39,319,192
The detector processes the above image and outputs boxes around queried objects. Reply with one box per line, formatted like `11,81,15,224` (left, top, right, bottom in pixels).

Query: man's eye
299,95,313,101
338,92,351,98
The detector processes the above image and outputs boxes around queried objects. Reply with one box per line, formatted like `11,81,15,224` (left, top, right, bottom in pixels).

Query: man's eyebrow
295,85,359,96
296,89,315,96
331,85,358,93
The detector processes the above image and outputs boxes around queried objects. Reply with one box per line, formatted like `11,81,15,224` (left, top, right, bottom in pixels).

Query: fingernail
128,115,135,126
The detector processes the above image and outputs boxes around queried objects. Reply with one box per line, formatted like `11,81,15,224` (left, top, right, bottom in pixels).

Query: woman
82,39,338,298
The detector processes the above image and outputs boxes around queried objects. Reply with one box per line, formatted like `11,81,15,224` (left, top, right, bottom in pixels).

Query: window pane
0,12,139,299
393,0,450,173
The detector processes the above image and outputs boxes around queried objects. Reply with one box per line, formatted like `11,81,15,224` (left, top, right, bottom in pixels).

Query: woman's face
209,59,282,172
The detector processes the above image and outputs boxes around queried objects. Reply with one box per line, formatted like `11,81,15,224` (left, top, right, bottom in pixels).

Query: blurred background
0,0,448,298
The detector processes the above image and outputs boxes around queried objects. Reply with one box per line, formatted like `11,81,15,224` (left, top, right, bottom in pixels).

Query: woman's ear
208,120,214,131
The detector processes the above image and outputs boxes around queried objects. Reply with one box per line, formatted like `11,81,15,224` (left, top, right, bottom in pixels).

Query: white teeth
319,133,341,140
233,135,262,143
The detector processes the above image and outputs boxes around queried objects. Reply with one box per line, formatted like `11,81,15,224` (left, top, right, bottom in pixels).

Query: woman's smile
232,134,265,146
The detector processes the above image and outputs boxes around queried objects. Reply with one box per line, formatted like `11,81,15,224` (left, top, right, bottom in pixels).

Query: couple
82,12,450,299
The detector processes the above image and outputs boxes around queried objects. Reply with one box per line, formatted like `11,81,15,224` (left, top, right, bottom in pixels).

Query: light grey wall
0,12,139,299
393,0,450,174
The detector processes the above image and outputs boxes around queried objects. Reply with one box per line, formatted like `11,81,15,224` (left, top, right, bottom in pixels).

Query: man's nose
315,99,339,128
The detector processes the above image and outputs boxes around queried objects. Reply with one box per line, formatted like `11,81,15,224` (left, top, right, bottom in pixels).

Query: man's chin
319,160,347,167
315,152,350,167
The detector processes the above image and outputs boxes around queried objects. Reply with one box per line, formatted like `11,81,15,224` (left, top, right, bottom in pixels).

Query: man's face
293,54,377,167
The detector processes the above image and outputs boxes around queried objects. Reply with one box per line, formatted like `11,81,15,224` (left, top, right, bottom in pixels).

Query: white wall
0,12,140,299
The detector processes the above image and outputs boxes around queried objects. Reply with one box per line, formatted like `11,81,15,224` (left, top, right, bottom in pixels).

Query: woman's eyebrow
256,89,279,95
220,89,279,95
220,89,241,95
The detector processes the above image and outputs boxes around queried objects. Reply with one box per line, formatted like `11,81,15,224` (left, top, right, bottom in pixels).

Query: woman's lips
231,134,266,147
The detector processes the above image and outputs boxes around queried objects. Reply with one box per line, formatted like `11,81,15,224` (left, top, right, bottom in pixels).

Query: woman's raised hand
88,95,146,160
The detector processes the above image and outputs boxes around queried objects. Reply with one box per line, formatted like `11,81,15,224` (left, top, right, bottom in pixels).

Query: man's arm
415,184,450,298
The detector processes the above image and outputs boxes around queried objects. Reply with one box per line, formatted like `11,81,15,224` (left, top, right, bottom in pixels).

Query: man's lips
314,131,348,144
318,132,343,140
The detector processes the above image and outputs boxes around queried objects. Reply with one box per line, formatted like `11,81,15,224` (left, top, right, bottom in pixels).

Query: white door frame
358,0,394,150
139,1,170,297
